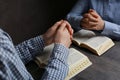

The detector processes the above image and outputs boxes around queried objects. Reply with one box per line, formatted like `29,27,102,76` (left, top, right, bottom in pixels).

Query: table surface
26,41,120,80
71,41,120,80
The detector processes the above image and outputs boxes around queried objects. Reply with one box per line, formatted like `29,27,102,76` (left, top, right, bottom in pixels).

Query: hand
42,20,63,46
54,21,72,48
42,20,73,47
63,20,74,40
80,9,105,30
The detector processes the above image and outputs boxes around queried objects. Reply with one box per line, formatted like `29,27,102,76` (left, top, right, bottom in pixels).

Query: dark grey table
27,41,120,80
71,41,120,80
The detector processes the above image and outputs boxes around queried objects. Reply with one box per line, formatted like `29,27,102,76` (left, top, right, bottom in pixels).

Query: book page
68,48,88,65
73,29,96,45
81,36,115,56
66,48,92,80
35,44,54,67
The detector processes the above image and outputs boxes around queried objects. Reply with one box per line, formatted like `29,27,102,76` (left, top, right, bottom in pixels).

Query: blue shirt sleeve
15,36,45,64
101,21,120,40
66,0,89,32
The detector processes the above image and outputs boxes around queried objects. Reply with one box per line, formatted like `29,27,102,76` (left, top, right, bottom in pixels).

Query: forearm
67,14,82,32
101,21,120,40
66,0,89,32
15,36,45,64
41,43,69,80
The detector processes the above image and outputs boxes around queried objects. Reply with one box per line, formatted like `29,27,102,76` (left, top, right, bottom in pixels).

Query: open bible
35,44,92,80
73,29,115,56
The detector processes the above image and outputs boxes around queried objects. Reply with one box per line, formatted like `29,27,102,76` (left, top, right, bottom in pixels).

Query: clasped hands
81,9,104,31
42,20,74,48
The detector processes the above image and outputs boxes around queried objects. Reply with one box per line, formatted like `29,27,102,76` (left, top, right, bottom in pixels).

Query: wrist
52,43,69,63
54,38,70,48
55,42,68,48
100,20,105,30
102,20,105,30
41,35,48,46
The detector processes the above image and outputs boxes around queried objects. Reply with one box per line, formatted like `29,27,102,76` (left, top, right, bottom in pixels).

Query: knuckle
50,27,54,31
58,29,62,33
55,21,61,26
56,21,60,24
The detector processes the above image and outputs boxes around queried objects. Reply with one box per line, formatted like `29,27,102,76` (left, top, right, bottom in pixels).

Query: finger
71,29,74,35
89,9,100,18
81,19,87,26
64,28,73,40
64,27,69,32
88,9,94,13
81,18,89,23
83,13,89,18
82,21,97,29
81,18,97,28
46,20,63,36
86,13,98,22
89,21,98,26
63,20,73,35
52,20,64,30
90,12,98,19
83,13,98,22
58,22,67,31
80,22,88,28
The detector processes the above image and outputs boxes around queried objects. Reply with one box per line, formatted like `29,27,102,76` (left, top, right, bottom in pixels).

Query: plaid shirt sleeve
15,36,45,64
0,28,69,80
41,43,69,80
0,29,34,80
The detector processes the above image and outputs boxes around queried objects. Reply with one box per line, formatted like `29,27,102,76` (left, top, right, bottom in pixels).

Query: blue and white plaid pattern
0,28,69,80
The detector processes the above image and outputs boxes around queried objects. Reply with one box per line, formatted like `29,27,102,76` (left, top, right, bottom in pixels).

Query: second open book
73,29,115,56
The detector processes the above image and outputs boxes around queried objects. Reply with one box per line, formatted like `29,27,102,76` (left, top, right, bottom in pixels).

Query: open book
35,44,92,80
73,29,115,56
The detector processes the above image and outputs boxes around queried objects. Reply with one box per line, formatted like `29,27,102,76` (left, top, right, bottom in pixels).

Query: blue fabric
0,28,69,80
67,0,120,40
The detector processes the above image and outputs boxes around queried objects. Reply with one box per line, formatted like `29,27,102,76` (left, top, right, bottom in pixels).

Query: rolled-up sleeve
15,36,45,64
42,43,69,80
66,0,89,32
